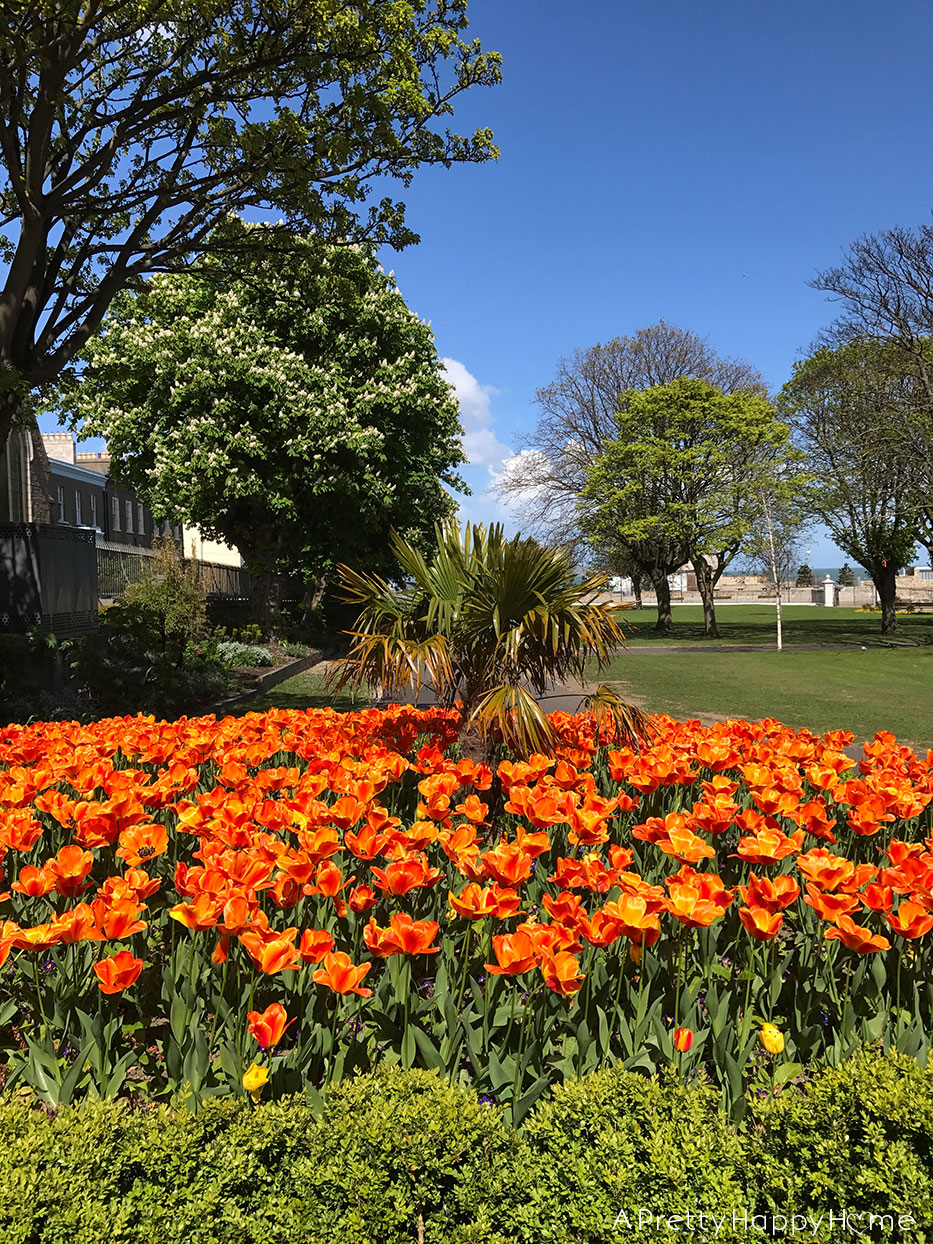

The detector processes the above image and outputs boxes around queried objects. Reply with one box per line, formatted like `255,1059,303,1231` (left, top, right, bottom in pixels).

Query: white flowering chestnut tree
51,226,467,631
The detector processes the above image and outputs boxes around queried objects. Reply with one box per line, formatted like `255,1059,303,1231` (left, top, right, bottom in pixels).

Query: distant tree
579,378,794,635
742,489,809,651
795,564,814,587
494,321,766,551
811,224,933,561
838,562,856,587
0,1,500,455
51,230,466,632
600,547,646,609
778,340,919,634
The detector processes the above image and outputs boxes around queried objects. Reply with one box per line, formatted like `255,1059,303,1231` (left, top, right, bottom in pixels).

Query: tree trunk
690,555,720,638
301,574,327,624
875,563,898,634
251,570,282,638
649,568,673,633
631,571,644,609
0,384,25,462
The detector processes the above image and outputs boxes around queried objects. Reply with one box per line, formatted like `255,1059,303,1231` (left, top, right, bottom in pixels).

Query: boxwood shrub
0,1052,930,1244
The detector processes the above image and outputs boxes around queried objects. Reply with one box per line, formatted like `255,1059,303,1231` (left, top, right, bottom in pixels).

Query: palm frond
579,683,656,749
469,682,555,757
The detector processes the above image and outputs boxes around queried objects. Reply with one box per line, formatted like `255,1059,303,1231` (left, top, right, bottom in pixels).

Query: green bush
506,1066,747,1243
1,1056,931,1244
67,602,234,718
748,1047,933,1241
215,639,276,668
0,1070,514,1244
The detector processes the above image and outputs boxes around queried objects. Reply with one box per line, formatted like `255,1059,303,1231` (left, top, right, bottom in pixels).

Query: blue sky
370,0,933,565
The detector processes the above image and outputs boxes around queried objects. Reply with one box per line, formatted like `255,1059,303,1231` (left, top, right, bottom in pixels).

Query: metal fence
0,523,98,636
96,542,252,601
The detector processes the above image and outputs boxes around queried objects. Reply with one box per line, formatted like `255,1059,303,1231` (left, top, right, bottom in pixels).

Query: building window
74,490,82,525
112,495,120,531
920,568,933,582
125,500,133,534
57,486,65,522
137,502,145,534
90,494,97,529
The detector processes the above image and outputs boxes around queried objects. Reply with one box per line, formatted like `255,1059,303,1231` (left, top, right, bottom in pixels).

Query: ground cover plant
0,705,931,1128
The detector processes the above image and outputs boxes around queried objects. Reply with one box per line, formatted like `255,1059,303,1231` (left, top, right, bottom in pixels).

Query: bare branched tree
493,322,766,554
811,224,933,558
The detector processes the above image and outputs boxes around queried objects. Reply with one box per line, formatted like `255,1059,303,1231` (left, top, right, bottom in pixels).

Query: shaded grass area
595,647,933,748
222,669,368,717
616,604,933,646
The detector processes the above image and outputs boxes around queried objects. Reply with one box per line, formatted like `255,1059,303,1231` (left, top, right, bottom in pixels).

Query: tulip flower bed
0,705,931,1120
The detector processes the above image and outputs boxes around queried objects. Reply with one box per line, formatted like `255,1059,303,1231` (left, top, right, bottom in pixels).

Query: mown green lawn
616,604,933,646
223,669,368,717
594,647,933,749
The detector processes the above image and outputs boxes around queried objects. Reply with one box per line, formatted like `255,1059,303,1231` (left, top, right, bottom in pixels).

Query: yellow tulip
759,1023,785,1055
243,1062,269,1099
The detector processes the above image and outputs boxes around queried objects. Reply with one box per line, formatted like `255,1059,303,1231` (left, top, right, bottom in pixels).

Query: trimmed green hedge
0,1050,931,1243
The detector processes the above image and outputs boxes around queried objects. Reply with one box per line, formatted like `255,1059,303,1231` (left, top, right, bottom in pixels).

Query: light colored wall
183,525,243,568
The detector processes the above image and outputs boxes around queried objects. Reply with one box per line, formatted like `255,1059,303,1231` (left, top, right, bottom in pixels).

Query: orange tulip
449,883,499,921
312,951,372,997
93,949,143,994
885,900,933,939
665,883,725,929
370,853,441,895
796,848,855,892
737,872,799,913
579,909,625,947
298,927,335,964
93,896,147,940
478,843,534,888
348,884,379,913
735,827,804,867
47,844,94,898
247,1002,294,1049
115,822,169,868
247,934,302,974
11,864,55,897
803,884,859,924
485,930,538,976
673,1027,693,1052
540,949,584,996
824,915,891,954
738,905,783,941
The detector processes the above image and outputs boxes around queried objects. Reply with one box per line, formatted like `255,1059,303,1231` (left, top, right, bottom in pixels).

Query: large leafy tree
579,378,794,635
778,340,919,634
495,322,765,550
51,228,466,629
0,0,500,451
334,520,649,761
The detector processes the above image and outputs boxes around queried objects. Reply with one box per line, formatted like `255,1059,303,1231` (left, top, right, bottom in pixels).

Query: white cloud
442,357,512,469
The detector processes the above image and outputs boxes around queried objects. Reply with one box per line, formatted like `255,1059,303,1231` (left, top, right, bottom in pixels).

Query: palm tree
332,521,650,759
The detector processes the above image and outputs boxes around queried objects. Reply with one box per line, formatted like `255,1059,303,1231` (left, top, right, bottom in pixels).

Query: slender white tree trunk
762,494,782,652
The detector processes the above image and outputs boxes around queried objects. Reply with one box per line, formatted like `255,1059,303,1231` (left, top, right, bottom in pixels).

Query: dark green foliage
67,602,234,719
1,1055,931,1244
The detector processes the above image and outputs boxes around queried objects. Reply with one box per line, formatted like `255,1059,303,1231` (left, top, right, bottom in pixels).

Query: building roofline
48,459,113,486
